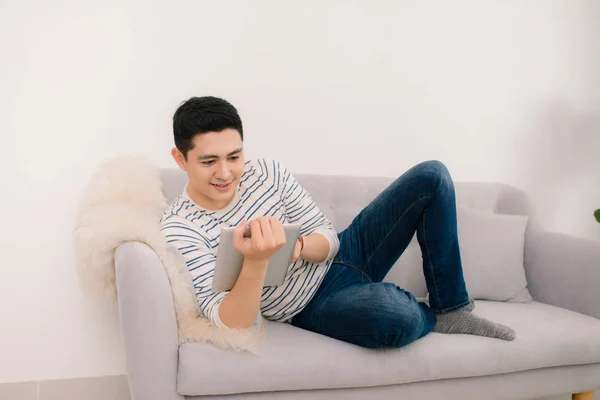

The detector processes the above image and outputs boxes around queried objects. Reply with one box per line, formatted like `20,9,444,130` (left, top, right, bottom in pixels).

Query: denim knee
415,160,453,191
416,160,450,180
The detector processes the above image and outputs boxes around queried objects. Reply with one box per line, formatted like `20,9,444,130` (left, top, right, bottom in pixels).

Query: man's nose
215,161,232,180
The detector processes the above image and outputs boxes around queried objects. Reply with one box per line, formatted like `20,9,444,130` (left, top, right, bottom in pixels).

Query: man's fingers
242,217,287,261
233,220,246,242
258,217,274,245
249,220,263,249
232,220,250,253
269,216,286,246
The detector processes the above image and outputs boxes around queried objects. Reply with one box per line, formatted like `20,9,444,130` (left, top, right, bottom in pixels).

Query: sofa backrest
160,168,531,297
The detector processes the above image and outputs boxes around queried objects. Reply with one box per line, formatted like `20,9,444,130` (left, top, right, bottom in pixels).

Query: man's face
172,128,245,210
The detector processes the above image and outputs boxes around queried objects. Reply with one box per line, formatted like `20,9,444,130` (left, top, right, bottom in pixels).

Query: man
160,96,515,348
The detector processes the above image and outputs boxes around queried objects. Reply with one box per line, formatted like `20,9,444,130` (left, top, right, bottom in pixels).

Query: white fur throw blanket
74,156,267,353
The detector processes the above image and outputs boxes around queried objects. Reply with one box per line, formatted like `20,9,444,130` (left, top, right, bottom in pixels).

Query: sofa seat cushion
177,301,600,396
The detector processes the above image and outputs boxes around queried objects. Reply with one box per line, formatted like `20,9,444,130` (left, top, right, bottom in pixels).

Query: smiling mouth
211,181,233,188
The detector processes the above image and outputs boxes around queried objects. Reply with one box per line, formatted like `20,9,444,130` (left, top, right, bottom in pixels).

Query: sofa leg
572,391,595,400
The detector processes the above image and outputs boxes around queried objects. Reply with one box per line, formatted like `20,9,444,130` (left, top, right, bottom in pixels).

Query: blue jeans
291,160,470,348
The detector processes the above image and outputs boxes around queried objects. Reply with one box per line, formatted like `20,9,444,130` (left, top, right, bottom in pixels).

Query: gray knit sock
464,298,475,312
433,309,515,341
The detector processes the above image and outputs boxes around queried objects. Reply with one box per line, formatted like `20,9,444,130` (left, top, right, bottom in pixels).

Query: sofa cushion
177,301,600,396
457,206,532,303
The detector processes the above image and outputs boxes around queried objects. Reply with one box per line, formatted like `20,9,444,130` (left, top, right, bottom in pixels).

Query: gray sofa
115,170,600,399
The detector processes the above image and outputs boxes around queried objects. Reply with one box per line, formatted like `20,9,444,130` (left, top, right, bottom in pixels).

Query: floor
0,377,595,400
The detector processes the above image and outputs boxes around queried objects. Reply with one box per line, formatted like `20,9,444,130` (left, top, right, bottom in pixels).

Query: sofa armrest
115,242,184,400
524,229,600,319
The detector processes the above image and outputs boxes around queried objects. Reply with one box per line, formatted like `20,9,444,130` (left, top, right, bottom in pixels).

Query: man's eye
201,161,215,166
229,156,240,161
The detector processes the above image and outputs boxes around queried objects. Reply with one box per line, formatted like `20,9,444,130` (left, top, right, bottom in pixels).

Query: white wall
1,0,599,383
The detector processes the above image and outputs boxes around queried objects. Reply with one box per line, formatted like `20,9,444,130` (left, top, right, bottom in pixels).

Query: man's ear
171,147,187,172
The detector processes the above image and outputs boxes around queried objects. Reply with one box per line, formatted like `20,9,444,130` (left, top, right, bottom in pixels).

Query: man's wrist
297,233,330,264
239,259,268,281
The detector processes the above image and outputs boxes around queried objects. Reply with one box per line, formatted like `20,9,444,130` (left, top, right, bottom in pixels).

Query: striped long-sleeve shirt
160,158,340,327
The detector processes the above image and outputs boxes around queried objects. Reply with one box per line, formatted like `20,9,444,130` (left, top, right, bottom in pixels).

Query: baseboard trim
0,375,130,400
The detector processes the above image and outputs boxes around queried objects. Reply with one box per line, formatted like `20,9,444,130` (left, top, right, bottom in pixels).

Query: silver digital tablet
211,223,302,293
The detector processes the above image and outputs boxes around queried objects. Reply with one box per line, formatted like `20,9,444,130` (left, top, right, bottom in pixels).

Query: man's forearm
300,233,331,264
219,259,267,329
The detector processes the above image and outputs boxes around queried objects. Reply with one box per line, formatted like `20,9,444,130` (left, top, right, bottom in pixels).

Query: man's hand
233,217,286,265
290,238,302,263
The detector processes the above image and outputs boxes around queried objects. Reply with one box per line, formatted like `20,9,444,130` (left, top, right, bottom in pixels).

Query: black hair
172,96,243,159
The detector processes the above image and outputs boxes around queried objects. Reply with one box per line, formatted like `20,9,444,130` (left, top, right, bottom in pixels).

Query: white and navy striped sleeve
160,214,229,327
277,160,340,261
